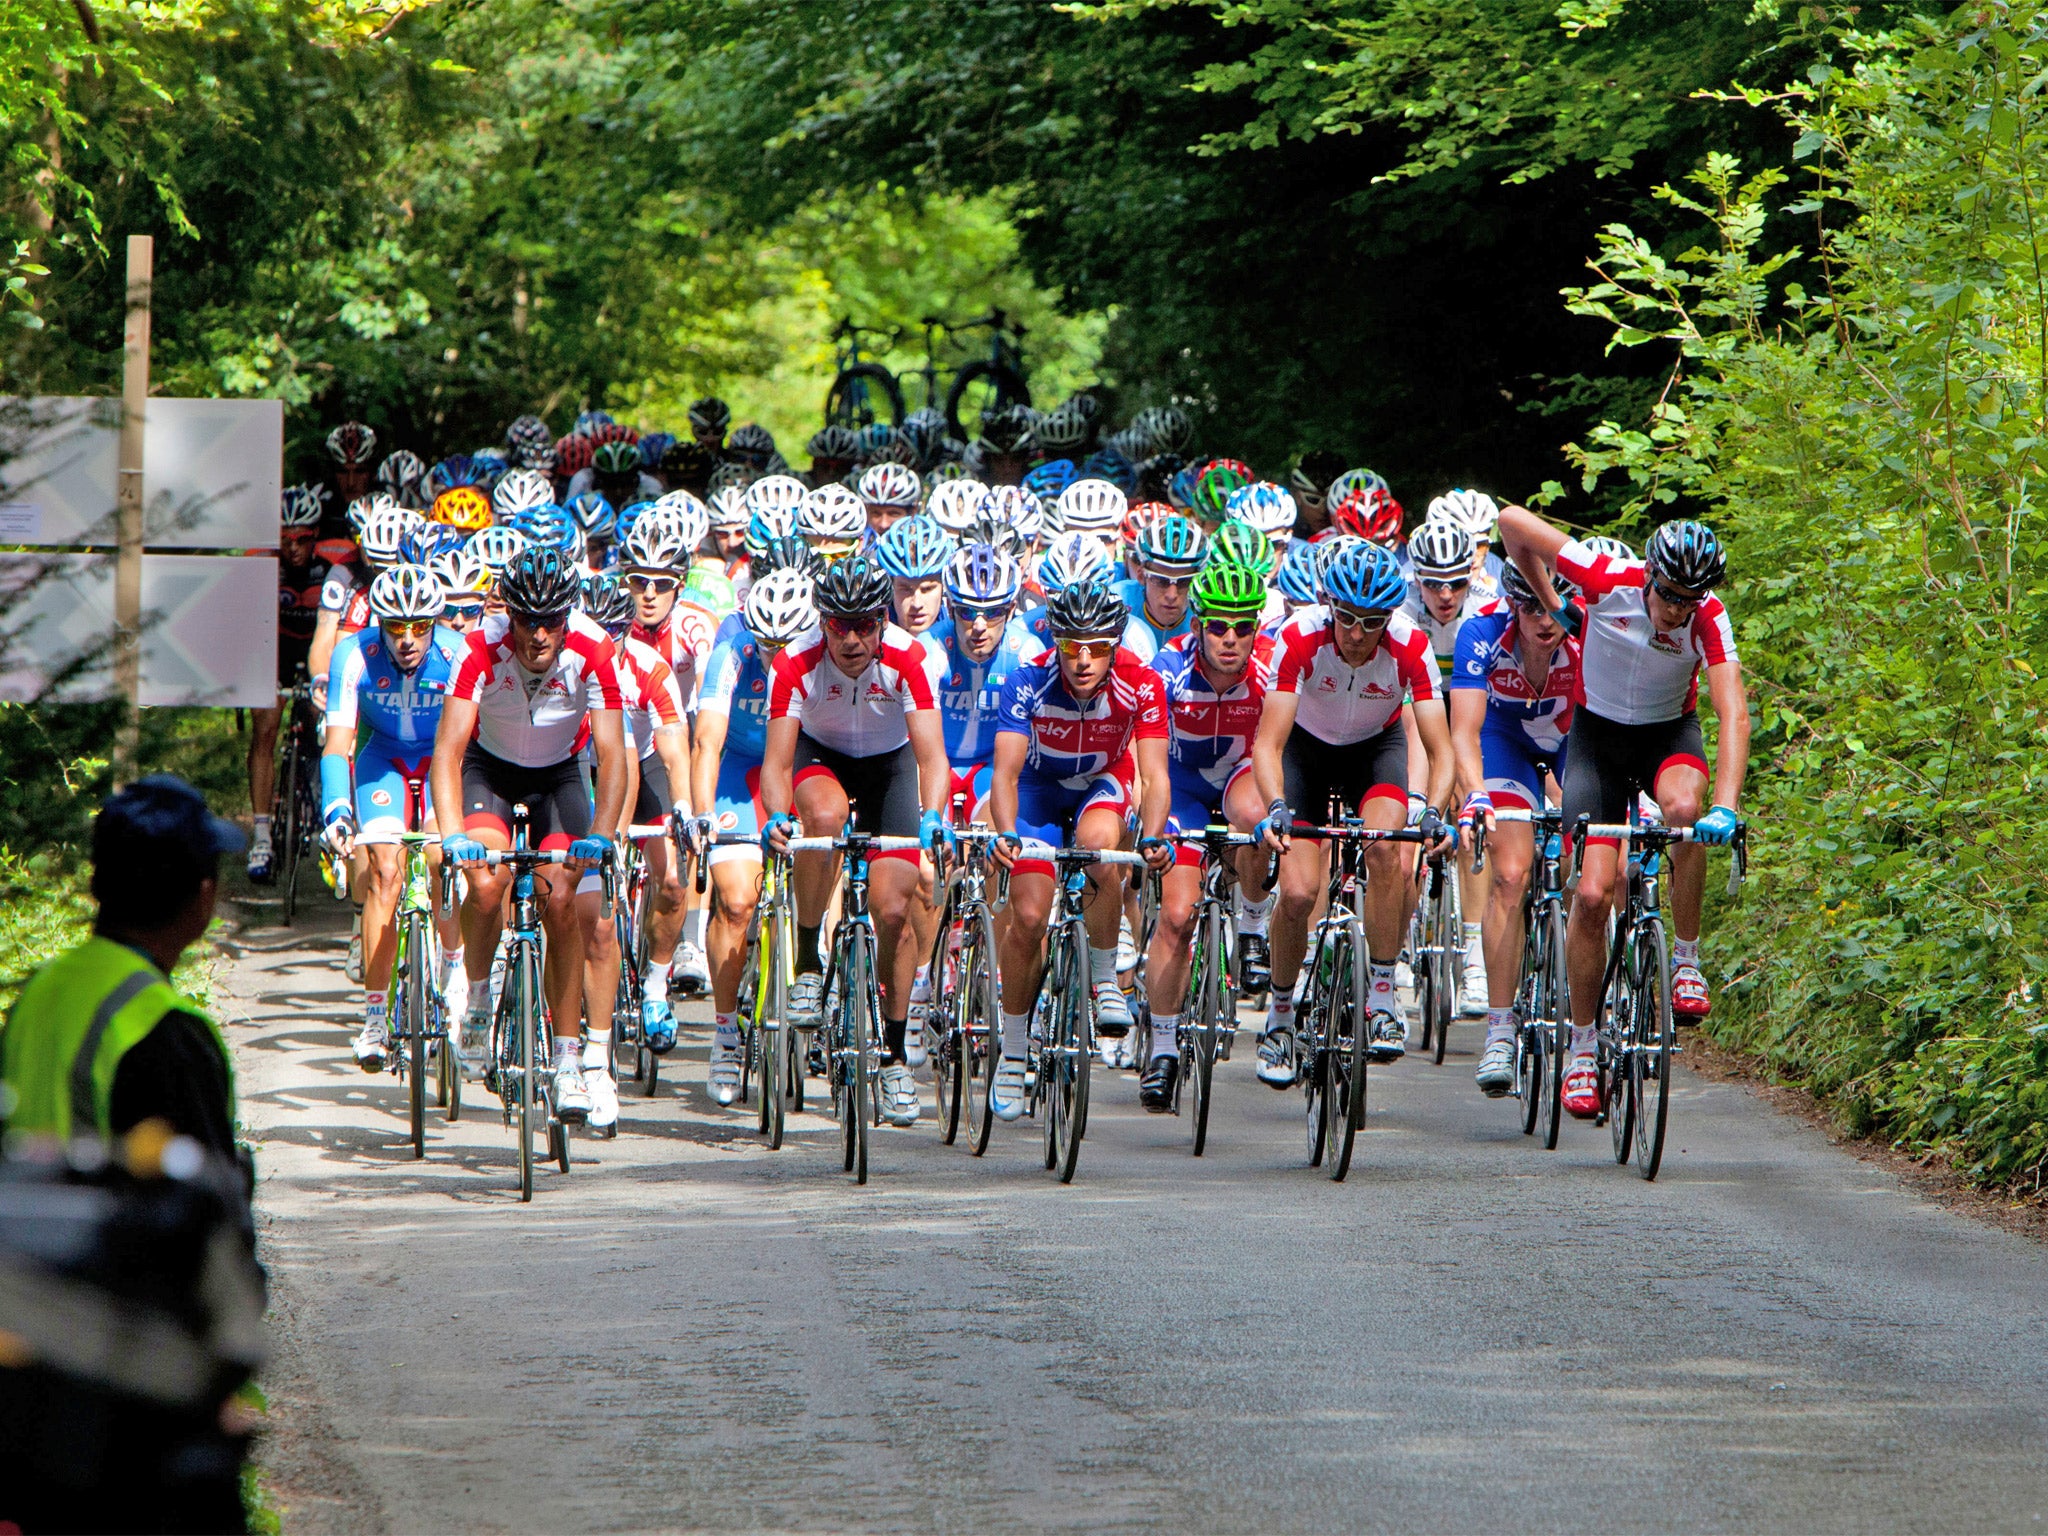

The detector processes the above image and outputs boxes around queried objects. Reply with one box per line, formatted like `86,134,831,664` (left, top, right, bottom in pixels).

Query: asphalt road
220,892,2048,1534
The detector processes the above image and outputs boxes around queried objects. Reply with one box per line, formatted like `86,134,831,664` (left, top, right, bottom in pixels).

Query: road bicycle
386,828,458,1159
1480,808,1571,1149
1574,809,1748,1180
1285,809,1431,1181
1162,826,1269,1157
788,821,923,1185
611,822,666,1097
823,318,906,431
696,832,802,1145
924,821,1004,1154
1410,842,1464,1066
908,310,1032,443
1013,841,1146,1184
270,675,326,926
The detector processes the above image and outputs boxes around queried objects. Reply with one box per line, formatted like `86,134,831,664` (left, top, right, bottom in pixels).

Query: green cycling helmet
1193,459,1253,520
1190,556,1268,619
1209,520,1277,579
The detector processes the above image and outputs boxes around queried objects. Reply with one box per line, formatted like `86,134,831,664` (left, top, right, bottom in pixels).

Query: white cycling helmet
1225,481,1298,539
492,467,554,519
743,565,818,645
346,492,402,536
1036,530,1114,595
1056,477,1127,535
280,484,327,530
367,563,446,622
1584,534,1637,562
1408,517,1475,578
653,489,711,554
924,478,993,537
987,485,1045,550
708,485,750,530
358,507,414,567
858,462,922,509
1428,489,1499,541
469,524,531,576
431,546,489,596
798,482,866,547
621,508,695,571
743,473,809,521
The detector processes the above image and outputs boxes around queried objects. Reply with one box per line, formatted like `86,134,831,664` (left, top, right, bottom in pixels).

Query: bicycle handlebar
1572,816,1750,896
785,835,924,854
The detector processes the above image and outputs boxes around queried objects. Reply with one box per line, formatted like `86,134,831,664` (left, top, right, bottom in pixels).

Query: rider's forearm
654,729,692,817
689,716,726,817
1707,663,1750,810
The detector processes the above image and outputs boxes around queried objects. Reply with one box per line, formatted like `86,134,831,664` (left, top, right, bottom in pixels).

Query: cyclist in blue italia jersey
320,565,467,1071
689,567,817,1105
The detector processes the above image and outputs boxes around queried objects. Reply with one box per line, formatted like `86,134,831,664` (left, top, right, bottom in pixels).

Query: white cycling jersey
450,611,624,766
767,624,941,757
1555,538,1738,724
615,635,687,759
1268,605,1441,746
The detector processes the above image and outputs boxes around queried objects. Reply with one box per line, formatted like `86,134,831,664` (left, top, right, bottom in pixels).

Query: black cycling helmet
580,573,636,635
750,532,823,582
808,425,860,462
688,396,732,436
729,423,777,461
1046,576,1128,640
1289,448,1347,504
812,552,893,619
979,403,1036,455
499,545,585,620
1499,560,1578,609
1645,518,1727,591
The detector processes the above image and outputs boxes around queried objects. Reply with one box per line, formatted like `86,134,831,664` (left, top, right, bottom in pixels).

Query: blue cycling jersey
326,626,464,746
1112,577,1194,663
923,614,1040,766
697,628,775,761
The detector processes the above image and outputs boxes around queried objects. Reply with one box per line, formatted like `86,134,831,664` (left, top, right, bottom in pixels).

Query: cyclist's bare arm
987,731,1027,867
308,607,343,691
1134,736,1170,842
430,696,481,848
759,716,800,820
587,707,629,847
690,709,729,822
652,724,691,819
1494,505,1571,610
1411,698,1457,814
1251,689,1300,818
907,708,950,815
1448,690,1490,816
1704,658,1751,810
618,751,642,841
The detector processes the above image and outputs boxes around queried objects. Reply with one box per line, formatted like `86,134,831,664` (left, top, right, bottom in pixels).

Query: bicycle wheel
1433,870,1457,1065
1189,911,1224,1157
963,912,999,1157
514,948,538,1202
1046,920,1092,1184
1631,919,1674,1179
278,730,303,927
847,939,873,1185
943,360,1030,444
1323,925,1369,1181
404,917,428,1160
438,986,462,1124
825,362,905,431
1302,936,1329,1166
1539,901,1568,1152
1604,933,1636,1166
1516,917,1542,1137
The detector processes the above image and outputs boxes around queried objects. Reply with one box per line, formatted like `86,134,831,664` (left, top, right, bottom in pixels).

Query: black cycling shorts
276,633,312,690
1559,708,1708,845
461,743,592,851
793,734,920,859
632,751,673,827
1280,722,1408,830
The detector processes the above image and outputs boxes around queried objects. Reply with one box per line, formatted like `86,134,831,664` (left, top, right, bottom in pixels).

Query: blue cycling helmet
614,498,657,545
944,541,1023,608
522,503,577,553
1022,459,1079,501
568,492,617,538
1275,538,1324,606
637,431,676,470
1081,447,1138,496
1166,463,1199,511
573,409,616,437
425,453,486,498
400,521,463,567
1320,537,1407,611
468,447,508,487
872,514,957,580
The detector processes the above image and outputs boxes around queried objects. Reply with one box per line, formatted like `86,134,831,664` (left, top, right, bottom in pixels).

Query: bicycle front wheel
1189,913,1225,1157
1046,921,1093,1184
1434,871,1459,1065
1631,920,1674,1180
825,363,905,430
278,731,303,927
514,950,538,1202
963,912,999,1157
1539,900,1568,1152
1323,926,1369,1181
837,937,873,1183
1604,930,1637,1166
404,916,428,1159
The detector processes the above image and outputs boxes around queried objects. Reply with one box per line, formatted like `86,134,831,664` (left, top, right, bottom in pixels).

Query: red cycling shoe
1671,961,1711,1018
1562,1054,1602,1120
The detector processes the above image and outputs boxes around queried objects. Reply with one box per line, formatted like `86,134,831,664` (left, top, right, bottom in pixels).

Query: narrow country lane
218,894,2048,1535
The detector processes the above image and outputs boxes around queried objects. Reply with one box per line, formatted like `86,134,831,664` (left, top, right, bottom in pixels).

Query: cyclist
1429,489,1507,602
1252,539,1456,1079
319,566,467,1071
760,554,952,1128
1495,508,1748,1118
987,581,1174,1121
873,514,955,636
433,547,631,1124
858,462,924,539
797,482,867,562
247,486,332,882
807,426,861,489
689,397,731,458
1022,533,1117,645
689,567,817,1106
1113,510,1204,663
619,509,721,1017
1449,560,1583,1095
321,422,377,541
570,438,662,507
1138,556,1275,1110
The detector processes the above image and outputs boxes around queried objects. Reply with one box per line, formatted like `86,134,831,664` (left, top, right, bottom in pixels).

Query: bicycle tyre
1516,912,1542,1137
1303,933,1330,1166
1190,910,1225,1157
439,998,462,1124
824,363,905,432
514,948,537,1202
1411,892,1434,1059
1540,901,1568,1152
278,727,303,927
1632,920,1673,1179
1433,870,1456,1065
1047,920,1093,1184
943,360,1030,445
405,916,428,1160
849,937,872,1185
1604,934,1636,1166
1324,926,1369,1181
964,911,999,1157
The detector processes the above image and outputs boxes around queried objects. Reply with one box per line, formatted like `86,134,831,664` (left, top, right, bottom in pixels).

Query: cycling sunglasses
1649,576,1707,610
951,601,1014,625
823,614,882,638
444,601,485,624
1419,577,1470,594
1054,636,1117,659
1144,572,1196,590
1330,606,1392,632
381,618,436,638
1203,616,1260,638
626,573,680,595
510,609,570,631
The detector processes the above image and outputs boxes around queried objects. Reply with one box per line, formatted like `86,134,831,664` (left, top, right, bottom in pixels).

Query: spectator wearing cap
1,776,246,1174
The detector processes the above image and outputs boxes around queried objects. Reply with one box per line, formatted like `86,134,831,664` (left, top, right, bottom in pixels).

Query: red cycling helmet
553,433,595,478
1330,485,1404,546
590,421,640,448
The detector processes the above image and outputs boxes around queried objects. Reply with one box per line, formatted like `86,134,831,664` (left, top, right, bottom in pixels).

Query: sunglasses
444,603,485,623
1144,572,1195,589
510,609,570,631
1649,577,1706,609
952,603,1014,626
1330,607,1392,632
626,574,680,595
1203,617,1260,638
823,614,881,638
1420,577,1470,594
1054,637,1117,659
382,618,436,639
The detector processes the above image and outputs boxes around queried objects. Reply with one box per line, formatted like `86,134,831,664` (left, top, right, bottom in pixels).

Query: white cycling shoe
554,1058,591,1123
1093,982,1134,1035
1255,1028,1296,1088
1475,1037,1516,1097
458,1007,491,1078
1460,962,1490,1018
709,1033,743,1107
990,1057,1028,1122
879,1062,921,1127
674,942,711,998
904,1002,929,1069
584,1068,619,1131
352,1019,388,1073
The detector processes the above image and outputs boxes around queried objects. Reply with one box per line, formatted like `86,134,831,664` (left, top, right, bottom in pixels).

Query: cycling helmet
427,454,490,499
987,484,1044,547
978,403,1037,455
857,462,922,509
358,507,413,567
1428,488,1499,540
567,492,617,538
1134,513,1206,575
871,515,954,580
1498,560,1578,609
504,413,553,465
613,499,655,547
744,473,808,522
1022,459,1079,502
1210,520,1277,579
345,493,397,536
798,483,866,547
621,510,695,572
492,467,554,520
708,485,750,530
592,440,641,478
1289,449,1347,505
1225,482,1297,540
635,432,674,471
1056,477,1127,535
1189,556,1267,619
688,397,732,437
1584,534,1637,562
745,505,799,560
900,408,947,468
863,428,919,467
1329,484,1403,545
808,425,861,463
469,524,530,576
376,450,426,502
1645,519,1726,590
812,552,892,619
1121,498,1172,546
1082,447,1139,496
367,564,445,622
573,410,617,437
653,489,711,553
1036,530,1114,595
1327,467,1387,507
728,423,777,462
1192,459,1253,521
400,520,462,567
467,449,508,489
553,433,595,479
1408,517,1476,578
1130,405,1194,457
326,421,377,468
1320,539,1407,611
280,484,326,530
944,542,1024,608
580,573,637,636
925,478,994,536
743,566,819,644
1036,399,1094,456
433,545,489,595
498,545,584,619
1275,537,1325,606
1046,577,1127,640
750,532,822,581
1166,463,1200,511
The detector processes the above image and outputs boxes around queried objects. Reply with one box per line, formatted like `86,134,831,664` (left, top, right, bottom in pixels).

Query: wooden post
111,233,151,783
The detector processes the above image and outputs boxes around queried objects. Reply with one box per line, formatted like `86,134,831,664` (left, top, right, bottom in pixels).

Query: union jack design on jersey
1152,630,1272,793
1446,600,1581,755
995,647,1168,789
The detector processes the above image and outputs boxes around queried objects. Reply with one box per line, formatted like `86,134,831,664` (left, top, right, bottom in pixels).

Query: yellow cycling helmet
432,485,493,532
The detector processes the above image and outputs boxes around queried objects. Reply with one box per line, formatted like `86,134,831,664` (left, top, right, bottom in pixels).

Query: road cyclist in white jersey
760,553,954,1129
433,545,631,1127
1495,506,1751,1120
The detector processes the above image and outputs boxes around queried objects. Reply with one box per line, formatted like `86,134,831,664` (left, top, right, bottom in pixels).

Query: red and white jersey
1556,538,1738,724
451,611,625,767
1268,605,1440,746
630,598,719,713
768,623,942,757
615,635,687,760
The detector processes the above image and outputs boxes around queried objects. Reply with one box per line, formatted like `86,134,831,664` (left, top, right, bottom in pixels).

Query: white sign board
0,551,277,707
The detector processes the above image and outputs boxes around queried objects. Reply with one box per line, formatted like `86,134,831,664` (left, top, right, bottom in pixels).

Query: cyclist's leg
789,738,850,973
1074,781,1135,1029
247,703,281,877
994,776,1078,1067
454,746,517,997
707,758,766,1015
349,747,410,1065
1559,713,1628,1033
1479,725,1546,1010
631,751,684,1036
1145,777,1217,1057
1267,728,1336,1041
1649,715,1712,1013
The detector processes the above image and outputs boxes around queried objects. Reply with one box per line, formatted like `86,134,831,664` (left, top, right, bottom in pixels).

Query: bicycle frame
389,830,449,1158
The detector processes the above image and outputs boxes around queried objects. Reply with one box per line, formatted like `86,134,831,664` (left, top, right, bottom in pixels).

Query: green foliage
0,847,93,1011
1557,7,2048,1191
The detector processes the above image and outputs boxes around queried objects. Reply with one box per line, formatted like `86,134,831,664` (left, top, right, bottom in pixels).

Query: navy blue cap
95,774,247,864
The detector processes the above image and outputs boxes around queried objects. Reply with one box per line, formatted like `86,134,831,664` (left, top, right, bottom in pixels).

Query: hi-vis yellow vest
1,936,235,1141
